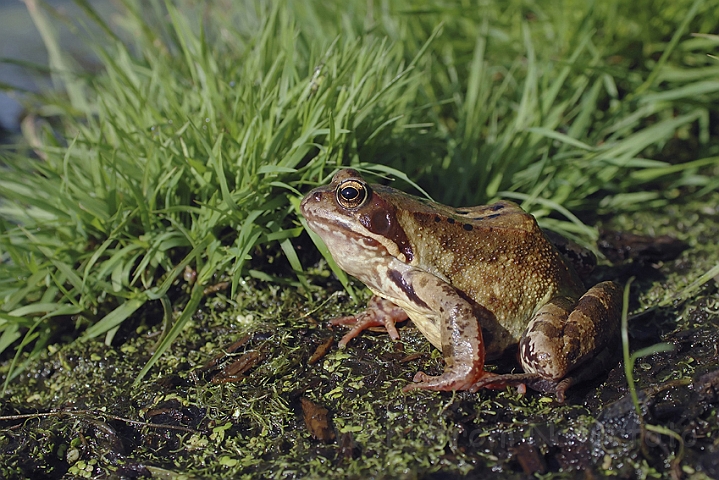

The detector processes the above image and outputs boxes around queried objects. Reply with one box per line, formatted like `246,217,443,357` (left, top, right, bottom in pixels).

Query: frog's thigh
519,281,621,381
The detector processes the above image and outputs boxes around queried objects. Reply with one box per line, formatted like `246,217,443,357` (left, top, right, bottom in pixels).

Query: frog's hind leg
516,281,622,400
468,282,621,401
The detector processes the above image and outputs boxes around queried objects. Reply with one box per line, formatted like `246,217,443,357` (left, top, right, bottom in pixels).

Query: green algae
1,194,718,478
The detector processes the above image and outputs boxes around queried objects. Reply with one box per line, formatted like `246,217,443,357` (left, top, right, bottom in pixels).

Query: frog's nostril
313,191,322,202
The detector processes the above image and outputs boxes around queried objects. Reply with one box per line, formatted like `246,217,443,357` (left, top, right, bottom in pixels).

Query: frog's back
396,198,583,355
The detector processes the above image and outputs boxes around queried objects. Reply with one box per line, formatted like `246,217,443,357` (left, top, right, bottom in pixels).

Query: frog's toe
469,372,543,394
402,371,432,391
518,377,574,403
329,296,408,347
470,373,573,402
554,377,573,403
329,316,369,347
404,369,493,392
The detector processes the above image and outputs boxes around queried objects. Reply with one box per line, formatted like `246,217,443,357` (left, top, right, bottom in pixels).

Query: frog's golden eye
336,180,369,209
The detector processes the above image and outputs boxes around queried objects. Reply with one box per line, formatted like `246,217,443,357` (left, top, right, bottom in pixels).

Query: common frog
300,169,621,401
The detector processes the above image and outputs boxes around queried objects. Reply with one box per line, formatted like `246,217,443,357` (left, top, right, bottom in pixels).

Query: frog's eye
336,180,369,209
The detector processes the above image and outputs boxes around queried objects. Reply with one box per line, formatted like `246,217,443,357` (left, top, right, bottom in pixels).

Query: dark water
0,0,116,133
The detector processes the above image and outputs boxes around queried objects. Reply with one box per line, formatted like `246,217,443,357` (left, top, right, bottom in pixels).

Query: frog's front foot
330,296,408,348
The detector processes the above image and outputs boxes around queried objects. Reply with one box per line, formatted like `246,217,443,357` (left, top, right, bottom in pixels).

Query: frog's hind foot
403,369,495,392
522,377,573,403
470,373,572,402
469,372,541,393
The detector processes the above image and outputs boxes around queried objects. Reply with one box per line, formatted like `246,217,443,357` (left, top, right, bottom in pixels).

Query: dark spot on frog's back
447,218,455,224
388,270,429,309
463,224,473,231
491,204,505,211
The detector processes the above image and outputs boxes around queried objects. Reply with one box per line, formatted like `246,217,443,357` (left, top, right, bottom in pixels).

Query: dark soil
1,195,718,479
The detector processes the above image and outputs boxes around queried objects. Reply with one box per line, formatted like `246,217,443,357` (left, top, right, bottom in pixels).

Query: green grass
1,0,718,384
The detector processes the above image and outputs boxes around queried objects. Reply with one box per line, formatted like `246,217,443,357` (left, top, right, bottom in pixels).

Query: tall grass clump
0,0,428,382
1,0,718,383
284,1,719,214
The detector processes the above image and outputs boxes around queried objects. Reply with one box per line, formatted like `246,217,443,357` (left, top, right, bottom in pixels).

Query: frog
300,169,622,401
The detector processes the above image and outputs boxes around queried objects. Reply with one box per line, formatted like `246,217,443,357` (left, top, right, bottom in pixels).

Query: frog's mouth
300,188,360,234
302,208,359,242
305,213,383,254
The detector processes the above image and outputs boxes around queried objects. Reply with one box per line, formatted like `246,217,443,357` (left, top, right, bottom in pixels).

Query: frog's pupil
341,186,358,200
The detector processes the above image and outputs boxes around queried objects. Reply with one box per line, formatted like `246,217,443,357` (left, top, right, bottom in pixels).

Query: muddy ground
1,194,718,479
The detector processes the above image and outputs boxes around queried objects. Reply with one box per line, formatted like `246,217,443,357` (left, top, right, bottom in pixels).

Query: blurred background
0,0,116,135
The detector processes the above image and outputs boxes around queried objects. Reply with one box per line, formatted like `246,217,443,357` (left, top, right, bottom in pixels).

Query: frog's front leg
400,270,495,392
472,281,622,401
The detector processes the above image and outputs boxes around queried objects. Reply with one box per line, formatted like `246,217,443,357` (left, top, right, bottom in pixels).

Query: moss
2,195,719,478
